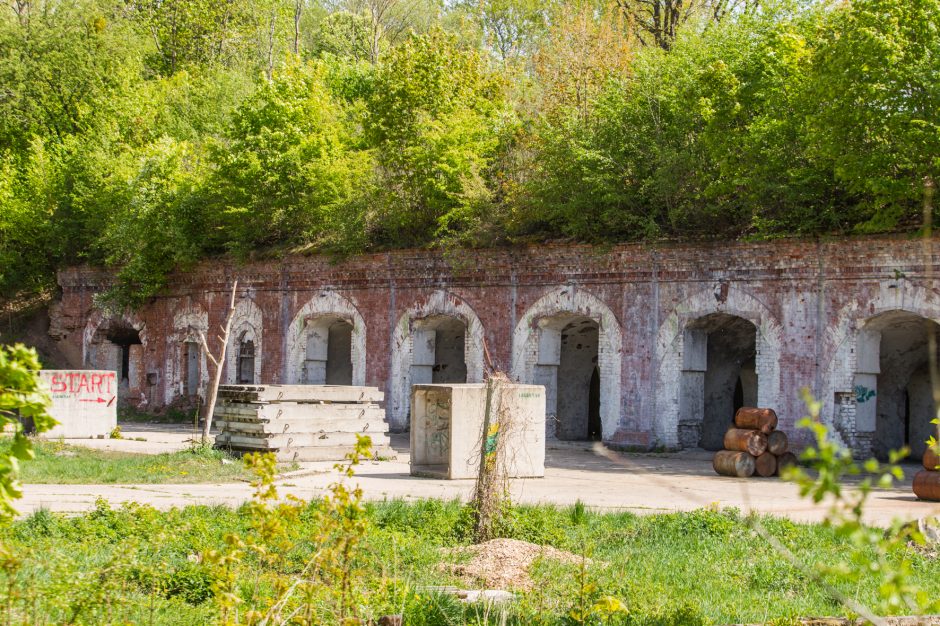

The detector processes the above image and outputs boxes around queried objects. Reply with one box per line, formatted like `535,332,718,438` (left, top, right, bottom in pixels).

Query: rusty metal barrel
913,470,940,501
923,446,940,471
713,450,756,477
775,452,798,475
755,452,777,477
733,407,778,433
767,430,788,456
724,428,768,456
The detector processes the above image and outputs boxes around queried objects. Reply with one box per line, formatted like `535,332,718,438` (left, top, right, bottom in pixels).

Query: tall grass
0,500,936,624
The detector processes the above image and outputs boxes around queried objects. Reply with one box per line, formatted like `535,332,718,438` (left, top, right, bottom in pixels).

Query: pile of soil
444,538,587,590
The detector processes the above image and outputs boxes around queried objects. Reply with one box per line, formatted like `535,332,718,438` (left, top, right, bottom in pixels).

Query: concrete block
39,370,118,438
410,383,545,480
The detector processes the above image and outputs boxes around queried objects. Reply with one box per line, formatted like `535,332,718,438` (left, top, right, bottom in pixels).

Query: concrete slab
18,427,940,526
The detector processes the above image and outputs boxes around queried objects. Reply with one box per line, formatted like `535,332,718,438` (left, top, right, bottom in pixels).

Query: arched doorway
303,316,354,385
679,313,757,450
856,311,940,461
533,314,600,440
225,298,263,385
285,291,367,387
389,290,485,430
83,313,147,404
411,315,468,385
511,287,622,442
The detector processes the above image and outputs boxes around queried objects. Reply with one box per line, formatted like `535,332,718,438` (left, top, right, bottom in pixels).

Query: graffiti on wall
854,384,876,404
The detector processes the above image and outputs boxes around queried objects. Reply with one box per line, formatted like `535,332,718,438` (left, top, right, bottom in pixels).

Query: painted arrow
79,397,108,404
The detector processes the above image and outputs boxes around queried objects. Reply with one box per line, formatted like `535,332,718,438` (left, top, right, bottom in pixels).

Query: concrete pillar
128,344,144,395
678,328,706,447
411,328,435,385
855,328,880,434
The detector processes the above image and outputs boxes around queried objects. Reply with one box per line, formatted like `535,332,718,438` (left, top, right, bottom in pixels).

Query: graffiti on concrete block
39,370,118,438
48,371,117,406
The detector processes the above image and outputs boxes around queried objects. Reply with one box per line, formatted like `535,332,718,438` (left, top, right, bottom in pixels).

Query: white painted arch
225,298,264,384
166,305,209,404
821,278,940,451
389,290,486,431
285,290,367,386
510,286,623,440
654,285,783,448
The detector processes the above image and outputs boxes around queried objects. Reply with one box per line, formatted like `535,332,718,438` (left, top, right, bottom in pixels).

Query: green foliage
783,388,940,617
208,59,373,257
0,496,939,623
2,0,938,304
806,0,940,230
0,345,56,520
365,29,510,247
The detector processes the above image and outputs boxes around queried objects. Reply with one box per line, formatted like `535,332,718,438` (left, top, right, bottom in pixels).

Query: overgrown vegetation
2,497,939,624
0,345,56,518
1,0,937,305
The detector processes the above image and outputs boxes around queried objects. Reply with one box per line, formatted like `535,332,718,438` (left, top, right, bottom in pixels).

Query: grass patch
4,440,275,484
0,500,937,624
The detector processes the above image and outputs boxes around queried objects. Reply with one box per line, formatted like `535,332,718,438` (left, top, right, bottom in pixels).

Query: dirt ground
18,424,940,526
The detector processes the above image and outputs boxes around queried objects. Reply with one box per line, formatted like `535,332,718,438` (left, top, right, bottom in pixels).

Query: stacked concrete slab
214,384,390,461
410,383,545,480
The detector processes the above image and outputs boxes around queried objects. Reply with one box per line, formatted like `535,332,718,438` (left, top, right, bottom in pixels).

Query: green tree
0,345,56,520
365,30,509,246
806,0,940,231
308,10,372,61
207,60,373,256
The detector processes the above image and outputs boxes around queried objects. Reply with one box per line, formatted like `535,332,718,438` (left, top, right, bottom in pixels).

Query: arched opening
237,334,255,384
86,318,144,394
411,315,468,385
534,314,600,441
512,287,622,442
857,311,939,461
679,313,757,450
303,316,354,385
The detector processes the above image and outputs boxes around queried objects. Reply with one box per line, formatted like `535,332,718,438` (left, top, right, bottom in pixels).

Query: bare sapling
472,341,517,543
198,279,239,444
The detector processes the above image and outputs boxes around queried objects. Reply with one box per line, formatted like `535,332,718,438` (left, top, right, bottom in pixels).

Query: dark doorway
588,365,601,440
105,326,142,383
557,318,600,440
680,314,757,450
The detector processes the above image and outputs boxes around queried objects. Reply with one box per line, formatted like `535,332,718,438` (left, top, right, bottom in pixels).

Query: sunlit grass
1,439,266,484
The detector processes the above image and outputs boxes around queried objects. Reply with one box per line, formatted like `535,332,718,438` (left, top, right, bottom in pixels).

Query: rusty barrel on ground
767,430,788,456
923,446,940,471
733,407,778,434
724,428,769,457
755,452,777,477
775,452,798,475
713,450,756,478
913,470,940,501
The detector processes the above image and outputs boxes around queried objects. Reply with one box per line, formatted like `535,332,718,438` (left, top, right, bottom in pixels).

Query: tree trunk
200,280,239,444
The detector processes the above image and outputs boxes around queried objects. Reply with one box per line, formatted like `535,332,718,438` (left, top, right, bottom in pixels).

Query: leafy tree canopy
0,0,936,305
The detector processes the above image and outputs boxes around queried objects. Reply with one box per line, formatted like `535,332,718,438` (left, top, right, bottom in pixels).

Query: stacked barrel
713,407,797,478
913,445,940,501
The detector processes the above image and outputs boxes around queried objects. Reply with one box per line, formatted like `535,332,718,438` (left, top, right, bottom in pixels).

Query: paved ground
20,424,940,526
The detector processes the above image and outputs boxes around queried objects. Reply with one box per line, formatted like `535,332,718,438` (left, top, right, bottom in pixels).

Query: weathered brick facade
49,236,940,456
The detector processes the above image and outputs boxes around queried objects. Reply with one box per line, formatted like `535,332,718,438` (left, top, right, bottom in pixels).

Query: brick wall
50,235,940,453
